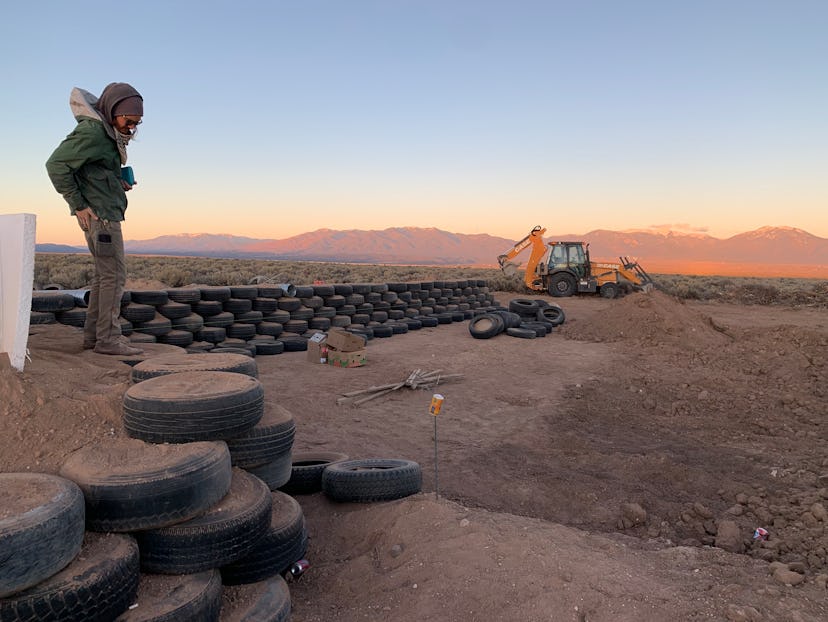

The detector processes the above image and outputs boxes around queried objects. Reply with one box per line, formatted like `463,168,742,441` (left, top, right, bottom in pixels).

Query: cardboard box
325,329,366,353
307,333,328,364
327,347,367,368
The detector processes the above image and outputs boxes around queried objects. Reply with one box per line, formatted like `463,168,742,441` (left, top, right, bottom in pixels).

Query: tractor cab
547,242,590,280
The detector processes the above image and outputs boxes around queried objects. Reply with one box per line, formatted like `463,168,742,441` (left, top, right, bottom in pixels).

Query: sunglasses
120,116,142,127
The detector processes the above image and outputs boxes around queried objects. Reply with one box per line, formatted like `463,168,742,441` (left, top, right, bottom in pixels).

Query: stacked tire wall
31,280,498,356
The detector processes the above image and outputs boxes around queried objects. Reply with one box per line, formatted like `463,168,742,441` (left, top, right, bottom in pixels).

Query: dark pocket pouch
96,232,115,256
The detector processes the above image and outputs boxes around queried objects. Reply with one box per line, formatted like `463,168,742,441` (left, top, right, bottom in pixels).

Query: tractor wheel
600,283,619,299
548,273,576,297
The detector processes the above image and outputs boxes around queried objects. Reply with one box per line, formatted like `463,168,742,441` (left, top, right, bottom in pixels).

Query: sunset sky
1,1,826,246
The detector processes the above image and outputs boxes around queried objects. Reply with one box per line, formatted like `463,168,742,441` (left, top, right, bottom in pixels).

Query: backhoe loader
497,226,654,298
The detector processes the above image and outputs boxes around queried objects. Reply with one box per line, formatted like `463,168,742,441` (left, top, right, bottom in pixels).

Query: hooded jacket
45,86,138,220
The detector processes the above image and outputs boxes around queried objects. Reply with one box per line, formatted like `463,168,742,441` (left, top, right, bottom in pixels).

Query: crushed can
285,559,310,582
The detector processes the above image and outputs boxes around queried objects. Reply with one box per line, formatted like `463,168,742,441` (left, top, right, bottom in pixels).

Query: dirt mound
0,324,130,474
560,290,731,349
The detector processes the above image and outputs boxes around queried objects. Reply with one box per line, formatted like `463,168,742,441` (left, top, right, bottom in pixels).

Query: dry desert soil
2,290,827,622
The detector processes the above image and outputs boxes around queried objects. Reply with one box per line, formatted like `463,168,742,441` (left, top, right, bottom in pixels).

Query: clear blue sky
1,0,826,245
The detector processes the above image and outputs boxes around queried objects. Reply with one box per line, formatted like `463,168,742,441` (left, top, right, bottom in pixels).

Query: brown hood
95,83,143,124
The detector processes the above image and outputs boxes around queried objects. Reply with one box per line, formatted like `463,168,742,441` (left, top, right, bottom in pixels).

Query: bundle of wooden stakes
336,369,463,407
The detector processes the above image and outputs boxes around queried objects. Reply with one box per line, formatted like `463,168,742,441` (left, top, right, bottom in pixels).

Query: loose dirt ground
2,291,827,621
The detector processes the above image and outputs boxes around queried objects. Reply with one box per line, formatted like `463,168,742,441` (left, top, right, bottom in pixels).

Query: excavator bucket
501,261,520,278
620,256,655,292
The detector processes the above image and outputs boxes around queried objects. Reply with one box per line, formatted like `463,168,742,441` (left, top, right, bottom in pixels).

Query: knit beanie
96,83,143,124
112,96,144,117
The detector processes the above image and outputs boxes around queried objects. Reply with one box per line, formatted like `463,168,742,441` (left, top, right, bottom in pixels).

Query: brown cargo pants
82,219,126,348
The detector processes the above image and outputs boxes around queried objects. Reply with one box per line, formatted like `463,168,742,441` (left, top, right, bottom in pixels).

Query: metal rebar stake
433,414,439,500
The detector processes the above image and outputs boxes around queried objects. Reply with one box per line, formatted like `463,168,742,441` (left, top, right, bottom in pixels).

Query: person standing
46,82,144,355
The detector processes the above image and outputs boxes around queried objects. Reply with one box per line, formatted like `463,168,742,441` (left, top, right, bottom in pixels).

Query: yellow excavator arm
497,226,549,291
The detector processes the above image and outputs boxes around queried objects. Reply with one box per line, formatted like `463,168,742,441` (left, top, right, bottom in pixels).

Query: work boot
82,341,96,350
93,341,144,356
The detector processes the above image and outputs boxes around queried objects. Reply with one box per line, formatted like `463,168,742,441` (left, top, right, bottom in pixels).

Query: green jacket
46,117,127,221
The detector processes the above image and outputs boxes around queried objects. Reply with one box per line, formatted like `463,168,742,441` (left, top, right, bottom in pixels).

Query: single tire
157,301,192,320
193,300,223,317
279,337,307,352
229,286,258,300
312,284,335,297
199,286,231,302
30,311,56,325
56,308,86,327
60,439,232,532
157,329,194,347
468,313,504,339
276,297,301,312
279,451,350,495
225,403,295,469
196,326,227,344
223,298,253,314
418,316,439,327
30,292,75,313
0,532,139,622
322,459,422,502
226,323,256,340
256,285,284,298
520,321,549,337
548,273,577,297
220,576,291,622
506,326,537,339
234,311,263,325
165,287,202,304
0,473,85,598
245,451,294,491
252,297,278,313
256,321,284,337
114,569,222,622
371,324,393,338
123,371,264,443
136,469,272,575
508,298,540,317
538,305,566,326
600,282,619,299
493,310,522,329
210,346,255,358
130,290,169,306
253,340,285,355
202,311,235,328
172,313,205,332
132,315,173,337
220,492,307,585
131,352,258,383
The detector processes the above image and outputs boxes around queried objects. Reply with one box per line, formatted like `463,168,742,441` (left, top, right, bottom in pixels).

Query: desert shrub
155,266,190,288
33,253,826,307
731,283,781,305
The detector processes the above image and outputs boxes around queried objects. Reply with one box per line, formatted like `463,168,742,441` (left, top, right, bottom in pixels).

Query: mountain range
37,226,828,278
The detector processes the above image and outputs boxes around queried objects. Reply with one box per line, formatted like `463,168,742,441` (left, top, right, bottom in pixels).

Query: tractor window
549,244,567,267
567,245,585,265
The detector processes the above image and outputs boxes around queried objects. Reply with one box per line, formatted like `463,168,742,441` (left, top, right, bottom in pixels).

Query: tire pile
30,280,500,356
1,353,423,621
468,298,566,340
